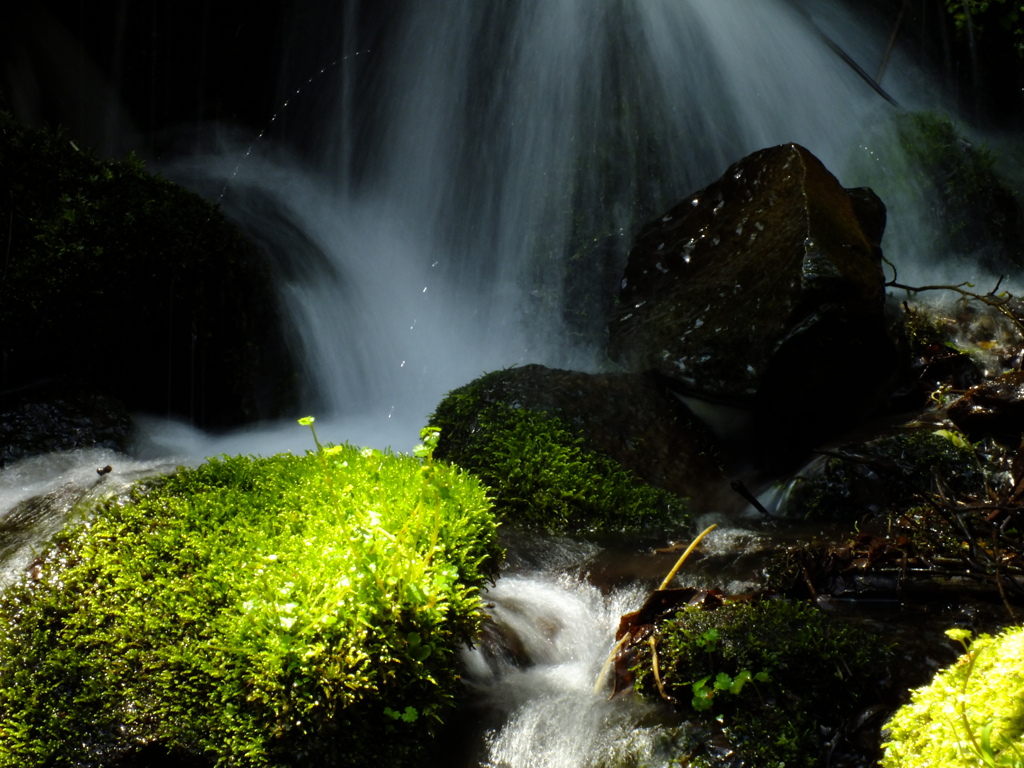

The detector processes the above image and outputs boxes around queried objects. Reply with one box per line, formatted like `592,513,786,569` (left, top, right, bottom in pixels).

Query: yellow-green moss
0,441,500,767
883,626,1024,768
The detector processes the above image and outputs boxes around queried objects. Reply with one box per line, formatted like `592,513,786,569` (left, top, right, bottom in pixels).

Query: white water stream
466,572,664,768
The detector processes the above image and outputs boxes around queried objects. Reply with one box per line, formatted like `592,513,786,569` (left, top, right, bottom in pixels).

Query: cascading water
160,0,946,456
463,571,665,768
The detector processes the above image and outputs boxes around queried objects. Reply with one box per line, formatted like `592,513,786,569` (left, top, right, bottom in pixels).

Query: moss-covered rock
429,366,702,534
0,110,294,428
631,599,893,768
882,626,1024,768
0,439,500,767
895,111,1024,272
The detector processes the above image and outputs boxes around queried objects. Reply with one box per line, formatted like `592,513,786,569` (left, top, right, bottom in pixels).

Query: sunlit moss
0,444,500,767
882,626,1024,768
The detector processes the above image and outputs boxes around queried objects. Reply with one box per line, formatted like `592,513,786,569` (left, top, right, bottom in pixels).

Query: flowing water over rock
164,0,945,446
465,571,661,768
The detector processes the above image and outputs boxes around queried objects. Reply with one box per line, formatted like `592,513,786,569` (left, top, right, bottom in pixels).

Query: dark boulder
608,143,898,456
0,112,296,429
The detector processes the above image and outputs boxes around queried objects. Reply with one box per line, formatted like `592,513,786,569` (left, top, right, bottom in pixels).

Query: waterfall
161,0,942,453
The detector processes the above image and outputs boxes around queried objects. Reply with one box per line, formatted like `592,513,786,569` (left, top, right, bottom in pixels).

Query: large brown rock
608,143,897,452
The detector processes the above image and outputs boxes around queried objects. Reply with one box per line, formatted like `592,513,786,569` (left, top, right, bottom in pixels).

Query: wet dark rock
947,370,1024,444
608,143,898,456
780,429,984,522
0,386,132,466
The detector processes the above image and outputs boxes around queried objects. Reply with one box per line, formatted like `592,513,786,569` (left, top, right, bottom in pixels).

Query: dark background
1,1,1020,165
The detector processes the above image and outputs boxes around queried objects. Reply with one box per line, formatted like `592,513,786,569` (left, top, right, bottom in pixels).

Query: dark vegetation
629,599,893,768
0,111,295,428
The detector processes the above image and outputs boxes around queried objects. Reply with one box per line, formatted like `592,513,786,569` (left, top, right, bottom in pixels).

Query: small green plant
679,627,770,712
689,668,771,712
633,600,891,768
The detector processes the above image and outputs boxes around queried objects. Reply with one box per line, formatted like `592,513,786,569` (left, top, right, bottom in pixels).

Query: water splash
462,572,672,768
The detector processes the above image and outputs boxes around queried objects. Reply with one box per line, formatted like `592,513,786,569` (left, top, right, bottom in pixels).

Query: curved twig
888,278,1024,338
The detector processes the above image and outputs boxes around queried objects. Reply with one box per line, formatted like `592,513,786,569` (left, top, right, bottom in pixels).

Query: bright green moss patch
632,600,892,768
0,443,500,767
430,373,690,534
883,626,1024,768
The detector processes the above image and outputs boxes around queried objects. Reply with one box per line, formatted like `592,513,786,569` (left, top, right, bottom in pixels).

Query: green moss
883,626,1024,768
787,430,984,520
900,303,957,358
0,444,500,767
429,371,690,534
632,600,892,768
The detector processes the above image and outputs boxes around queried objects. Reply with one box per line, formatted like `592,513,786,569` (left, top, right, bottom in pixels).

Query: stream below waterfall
0,426,1011,767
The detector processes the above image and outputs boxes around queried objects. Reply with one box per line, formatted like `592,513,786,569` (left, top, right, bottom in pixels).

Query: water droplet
662,214,674,222
691,198,700,207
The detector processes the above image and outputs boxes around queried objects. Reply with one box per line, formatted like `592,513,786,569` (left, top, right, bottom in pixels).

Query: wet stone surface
608,143,897,454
